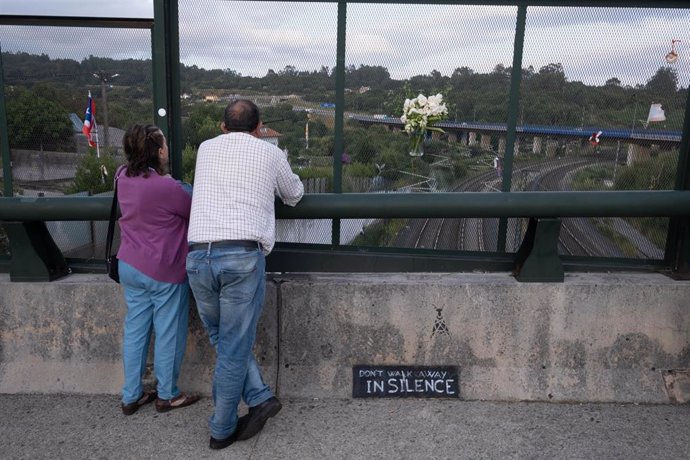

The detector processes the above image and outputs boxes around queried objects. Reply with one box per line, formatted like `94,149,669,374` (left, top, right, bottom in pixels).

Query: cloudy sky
1,0,689,87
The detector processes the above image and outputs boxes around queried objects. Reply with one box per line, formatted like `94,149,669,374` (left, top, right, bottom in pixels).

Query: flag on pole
589,131,602,146
647,103,666,124
82,91,97,148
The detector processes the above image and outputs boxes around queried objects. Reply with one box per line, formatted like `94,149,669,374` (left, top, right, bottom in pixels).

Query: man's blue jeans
119,260,190,404
186,245,273,439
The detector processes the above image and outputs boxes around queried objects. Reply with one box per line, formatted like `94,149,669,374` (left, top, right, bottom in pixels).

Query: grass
350,219,407,247
592,217,638,257
571,166,614,191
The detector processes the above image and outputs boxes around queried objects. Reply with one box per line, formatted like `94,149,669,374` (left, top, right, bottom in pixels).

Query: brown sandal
154,392,200,413
121,390,157,416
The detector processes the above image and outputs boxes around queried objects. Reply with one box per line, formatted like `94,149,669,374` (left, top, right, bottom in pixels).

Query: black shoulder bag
105,177,120,283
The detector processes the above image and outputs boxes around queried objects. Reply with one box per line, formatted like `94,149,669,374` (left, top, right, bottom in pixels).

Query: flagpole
92,90,100,158
95,122,100,158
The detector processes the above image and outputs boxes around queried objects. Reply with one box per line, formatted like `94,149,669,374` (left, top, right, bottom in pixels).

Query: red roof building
257,126,282,147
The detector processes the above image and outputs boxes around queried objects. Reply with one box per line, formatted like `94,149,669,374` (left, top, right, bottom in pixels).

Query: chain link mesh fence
1,3,688,261
179,0,339,245
509,6,688,258
0,24,153,258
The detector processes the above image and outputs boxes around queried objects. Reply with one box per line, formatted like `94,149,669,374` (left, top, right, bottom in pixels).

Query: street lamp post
93,71,119,150
305,111,310,150
631,97,639,135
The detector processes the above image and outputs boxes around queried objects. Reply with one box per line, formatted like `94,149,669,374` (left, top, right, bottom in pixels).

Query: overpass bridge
349,114,681,162
350,114,682,144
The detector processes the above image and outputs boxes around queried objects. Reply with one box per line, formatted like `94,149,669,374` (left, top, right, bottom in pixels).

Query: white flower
428,94,442,106
401,93,448,135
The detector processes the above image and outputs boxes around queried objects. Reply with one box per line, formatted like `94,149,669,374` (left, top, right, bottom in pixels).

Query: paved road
0,394,688,459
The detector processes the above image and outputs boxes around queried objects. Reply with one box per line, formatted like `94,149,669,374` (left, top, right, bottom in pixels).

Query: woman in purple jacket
117,124,199,415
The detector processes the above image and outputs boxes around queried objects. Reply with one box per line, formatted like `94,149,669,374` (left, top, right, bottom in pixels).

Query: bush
182,143,197,183
344,162,376,178
68,153,120,195
296,166,332,181
306,156,333,168
615,152,677,191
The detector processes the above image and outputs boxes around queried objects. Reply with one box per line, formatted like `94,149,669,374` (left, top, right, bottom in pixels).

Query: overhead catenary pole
305,112,310,150
93,71,119,151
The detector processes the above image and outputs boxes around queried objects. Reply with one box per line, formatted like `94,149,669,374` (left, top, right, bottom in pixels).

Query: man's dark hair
223,99,260,133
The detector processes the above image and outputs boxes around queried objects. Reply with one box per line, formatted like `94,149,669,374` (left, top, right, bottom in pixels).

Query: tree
6,88,73,151
280,65,298,76
345,64,392,90
308,119,329,138
605,77,621,87
451,67,474,78
492,64,510,75
539,63,565,75
646,67,678,95
182,103,224,148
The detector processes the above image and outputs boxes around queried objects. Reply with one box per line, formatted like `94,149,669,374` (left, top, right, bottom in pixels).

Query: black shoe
210,432,237,450
235,397,282,441
121,391,157,416
154,392,200,413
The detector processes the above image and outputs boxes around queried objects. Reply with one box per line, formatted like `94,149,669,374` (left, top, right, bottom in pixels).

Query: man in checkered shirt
186,99,304,450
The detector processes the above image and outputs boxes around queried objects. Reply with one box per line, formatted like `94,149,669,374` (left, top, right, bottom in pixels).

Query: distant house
256,126,282,147
204,94,219,102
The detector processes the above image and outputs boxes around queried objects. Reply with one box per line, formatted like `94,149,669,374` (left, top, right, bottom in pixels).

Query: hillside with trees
1,52,685,254
4,52,685,133
2,51,685,189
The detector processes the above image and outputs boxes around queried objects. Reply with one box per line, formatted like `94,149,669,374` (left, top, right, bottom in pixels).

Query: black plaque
352,365,460,398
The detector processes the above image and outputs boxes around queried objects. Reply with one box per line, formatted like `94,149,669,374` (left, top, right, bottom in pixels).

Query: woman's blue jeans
119,260,190,404
186,245,272,440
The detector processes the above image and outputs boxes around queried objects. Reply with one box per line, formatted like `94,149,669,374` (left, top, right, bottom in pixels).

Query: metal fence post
497,3,527,252
0,43,12,197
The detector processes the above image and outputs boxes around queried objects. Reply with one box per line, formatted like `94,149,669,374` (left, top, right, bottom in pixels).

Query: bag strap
105,171,121,260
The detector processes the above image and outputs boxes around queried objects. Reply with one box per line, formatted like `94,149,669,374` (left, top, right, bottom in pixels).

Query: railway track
405,156,593,252
393,153,663,259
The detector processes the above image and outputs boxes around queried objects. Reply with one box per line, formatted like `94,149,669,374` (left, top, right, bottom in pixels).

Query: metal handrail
2,190,690,221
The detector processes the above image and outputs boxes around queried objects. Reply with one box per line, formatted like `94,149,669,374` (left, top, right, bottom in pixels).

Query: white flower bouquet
400,93,448,156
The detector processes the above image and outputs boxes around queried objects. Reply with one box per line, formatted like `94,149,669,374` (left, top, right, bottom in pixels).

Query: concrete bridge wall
0,272,688,403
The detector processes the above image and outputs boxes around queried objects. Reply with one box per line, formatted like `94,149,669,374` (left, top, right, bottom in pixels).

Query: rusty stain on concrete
662,369,690,404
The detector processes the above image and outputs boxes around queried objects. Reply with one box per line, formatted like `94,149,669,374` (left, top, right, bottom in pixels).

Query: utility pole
631,96,639,135
305,111,310,150
93,71,119,150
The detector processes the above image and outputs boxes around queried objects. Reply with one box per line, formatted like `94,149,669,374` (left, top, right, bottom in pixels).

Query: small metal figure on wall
431,308,450,338
666,39,681,64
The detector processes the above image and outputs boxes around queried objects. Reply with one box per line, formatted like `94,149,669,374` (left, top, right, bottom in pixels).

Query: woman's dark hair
223,99,260,133
122,124,166,177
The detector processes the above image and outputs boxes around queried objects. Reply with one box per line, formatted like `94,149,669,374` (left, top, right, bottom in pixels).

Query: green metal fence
1,0,690,281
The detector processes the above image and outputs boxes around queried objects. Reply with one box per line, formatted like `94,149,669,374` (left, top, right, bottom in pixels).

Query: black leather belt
189,240,261,252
